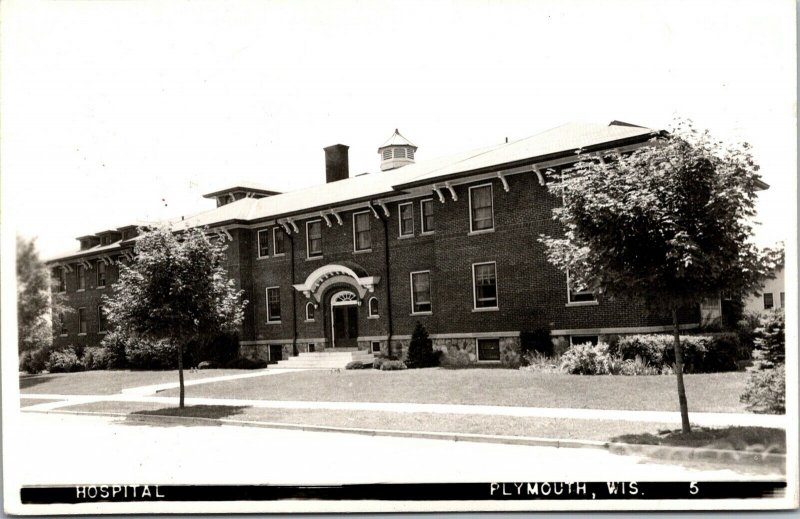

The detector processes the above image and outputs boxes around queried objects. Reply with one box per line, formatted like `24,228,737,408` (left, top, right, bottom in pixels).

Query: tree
104,226,247,407
406,322,437,368
539,119,775,433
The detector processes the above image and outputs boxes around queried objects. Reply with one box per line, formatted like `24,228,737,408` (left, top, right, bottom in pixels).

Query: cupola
377,129,417,171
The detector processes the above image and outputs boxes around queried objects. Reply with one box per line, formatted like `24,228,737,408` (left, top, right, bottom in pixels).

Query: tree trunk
177,343,185,409
672,308,691,433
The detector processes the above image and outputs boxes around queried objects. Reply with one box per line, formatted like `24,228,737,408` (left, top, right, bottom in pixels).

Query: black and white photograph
2,0,797,513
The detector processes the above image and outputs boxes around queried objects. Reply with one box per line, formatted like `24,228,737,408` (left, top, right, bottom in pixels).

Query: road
7,411,781,489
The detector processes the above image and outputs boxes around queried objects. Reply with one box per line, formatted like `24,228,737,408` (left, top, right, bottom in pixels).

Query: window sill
472,307,499,312
77,289,85,293
273,253,287,258
78,333,87,336
256,256,270,261
266,320,282,325
420,231,435,236
468,228,495,236
59,334,68,337
304,319,315,323
97,286,106,290
367,316,380,320
477,359,502,364
306,256,324,262
410,311,433,316
353,249,373,255
565,301,599,307
397,234,414,240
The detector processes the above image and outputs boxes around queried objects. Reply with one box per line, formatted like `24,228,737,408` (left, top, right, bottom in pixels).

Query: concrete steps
270,350,375,370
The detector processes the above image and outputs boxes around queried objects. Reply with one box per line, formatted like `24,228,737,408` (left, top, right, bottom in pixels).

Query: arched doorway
330,290,359,349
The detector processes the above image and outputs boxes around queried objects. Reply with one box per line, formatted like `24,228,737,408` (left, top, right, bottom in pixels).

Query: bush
197,360,217,369
405,322,438,368
560,342,614,375
701,332,742,373
617,357,668,376
224,357,267,369
47,347,83,373
125,337,178,370
186,333,240,369
345,360,367,370
19,345,53,374
379,359,407,371
520,351,564,373
520,328,553,358
82,347,109,371
614,333,742,373
740,365,785,414
100,331,129,369
752,309,785,369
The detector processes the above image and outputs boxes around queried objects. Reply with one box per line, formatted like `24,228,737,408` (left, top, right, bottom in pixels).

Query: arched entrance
329,290,359,349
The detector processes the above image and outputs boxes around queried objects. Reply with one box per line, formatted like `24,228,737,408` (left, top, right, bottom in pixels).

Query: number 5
689,482,699,495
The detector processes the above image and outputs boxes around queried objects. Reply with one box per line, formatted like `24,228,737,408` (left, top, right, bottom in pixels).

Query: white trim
330,290,359,349
272,227,286,256
305,302,316,322
468,183,495,233
266,286,282,323
476,337,502,363
257,228,270,258
550,323,701,336
409,270,432,314
398,201,414,237
420,198,435,234
367,296,379,318
352,210,372,252
472,261,499,311
358,335,389,341
569,335,599,347
566,271,597,304
305,219,323,259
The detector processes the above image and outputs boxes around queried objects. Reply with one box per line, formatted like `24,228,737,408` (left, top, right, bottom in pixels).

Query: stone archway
292,263,380,304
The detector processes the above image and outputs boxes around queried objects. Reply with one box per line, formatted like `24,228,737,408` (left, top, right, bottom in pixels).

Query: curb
24,407,786,470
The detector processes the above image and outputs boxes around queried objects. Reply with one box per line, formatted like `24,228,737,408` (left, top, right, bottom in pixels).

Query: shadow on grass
19,374,62,390
123,405,248,428
611,426,786,454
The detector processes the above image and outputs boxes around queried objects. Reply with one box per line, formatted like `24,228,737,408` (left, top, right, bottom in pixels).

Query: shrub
345,360,367,370
379,359,407,371
186,333,240,369
560,342,614,375
82,346,109,371
740,365,785,414
100,331,129,369
701,333,742,373
752,309,785,369
224,357,267,369
197,360,217,369
520,351,564,373
614,333,743,373
19,345,53,374
438,350,472,368
125,337,178,370
47,347,83,373
617,357,665,376
405,322,438,368
520,328,553,358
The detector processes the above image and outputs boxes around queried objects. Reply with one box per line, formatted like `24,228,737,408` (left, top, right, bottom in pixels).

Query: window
98,305,107,333
305,302,315,322
78,308,87,334
59,312,67,336
394,148,406,159
567,272,597,304
399,202,414,236
764,293,774,310
477,338,500,362
266,287,281,322
306,220,323,258
410,271,432,314
353,211,372,251
420,199,435,233
368,297,379,318
273,227,286,255
257,229,270,258
371,341,381,353
308,343,316,353
570,335,599,346
407,148,415,160
469,184,494,232
77,265,86,290
382,149,392,160
53,268,66,292
780,292,785,308
96,261,106,288
473,262,498,310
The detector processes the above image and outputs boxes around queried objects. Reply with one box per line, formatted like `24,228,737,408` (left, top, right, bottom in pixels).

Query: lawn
19,369,252,395
157,369,751,413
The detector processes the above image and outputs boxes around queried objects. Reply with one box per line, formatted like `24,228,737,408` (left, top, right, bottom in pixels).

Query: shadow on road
19,374,62,390
123,405,248,428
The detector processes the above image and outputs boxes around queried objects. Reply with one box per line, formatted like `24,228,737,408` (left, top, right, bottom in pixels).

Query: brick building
48,121,706,366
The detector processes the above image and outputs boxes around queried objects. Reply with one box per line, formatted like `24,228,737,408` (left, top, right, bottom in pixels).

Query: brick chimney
324,144,349,183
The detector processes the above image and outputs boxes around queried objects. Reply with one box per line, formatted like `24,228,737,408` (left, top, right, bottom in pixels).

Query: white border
409,270,432,315
305,219,323,259
256,228,270,259
265,286,281,323
420,198,435,234
398,201,414,237
468,182,494,234
472,261,499,311
272,227,286,256
352,210,372,252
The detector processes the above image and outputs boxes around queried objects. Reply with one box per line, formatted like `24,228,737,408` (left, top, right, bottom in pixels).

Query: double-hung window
76,266,86,290
399,202,414,237
353,211,372,251
567,271,597,304
54,268,66,292
473,262,498,310
257,229,270,258
96,262,106,288
78,308,87,334
273,227,286,255
410,271,432,314
420,199,435,233
469,184,494,232
764,293,774,310
266,287,282,323
477,338,501,362
306,220,323,258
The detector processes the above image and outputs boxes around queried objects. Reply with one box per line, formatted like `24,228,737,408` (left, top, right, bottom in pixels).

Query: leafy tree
539,119,774,432
405,322,437,368
104,226,247,407
17,236,51,355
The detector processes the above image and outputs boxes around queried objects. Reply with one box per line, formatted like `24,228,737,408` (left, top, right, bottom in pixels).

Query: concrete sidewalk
20,392,787,429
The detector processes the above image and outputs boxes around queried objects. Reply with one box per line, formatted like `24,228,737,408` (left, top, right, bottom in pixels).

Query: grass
156,369,751,413
20,397,63,407
611,427,786,453
19,369,253,395
63,400,677,441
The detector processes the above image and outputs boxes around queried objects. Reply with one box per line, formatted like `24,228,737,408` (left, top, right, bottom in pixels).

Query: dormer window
378,129,417,171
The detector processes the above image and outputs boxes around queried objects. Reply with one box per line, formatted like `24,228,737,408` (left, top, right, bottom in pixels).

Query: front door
330,290,359,348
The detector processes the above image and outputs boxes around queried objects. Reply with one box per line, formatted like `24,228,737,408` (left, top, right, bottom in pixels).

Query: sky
1,0,796,259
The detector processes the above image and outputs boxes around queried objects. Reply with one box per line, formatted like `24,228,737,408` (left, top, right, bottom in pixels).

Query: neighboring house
48,122,719,366
744,266,785,314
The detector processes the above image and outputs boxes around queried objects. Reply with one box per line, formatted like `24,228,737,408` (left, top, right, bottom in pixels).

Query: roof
378,129,417,150
202,182,282,199
48,121,660,263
